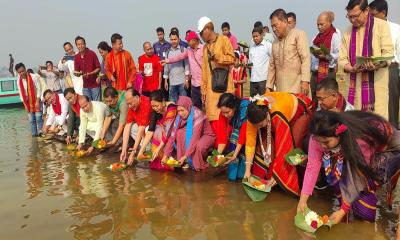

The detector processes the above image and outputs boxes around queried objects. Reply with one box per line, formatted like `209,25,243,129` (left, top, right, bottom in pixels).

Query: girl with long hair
298,111,400,224
97,41,112,87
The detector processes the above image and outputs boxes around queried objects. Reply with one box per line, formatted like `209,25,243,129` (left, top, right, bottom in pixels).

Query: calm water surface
0,107,398,240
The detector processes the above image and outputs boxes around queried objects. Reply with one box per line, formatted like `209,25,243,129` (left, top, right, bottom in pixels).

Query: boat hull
0,93,21,105
0,77,22,106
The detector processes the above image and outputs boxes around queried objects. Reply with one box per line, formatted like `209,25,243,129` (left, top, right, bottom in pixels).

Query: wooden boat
0,77,21,105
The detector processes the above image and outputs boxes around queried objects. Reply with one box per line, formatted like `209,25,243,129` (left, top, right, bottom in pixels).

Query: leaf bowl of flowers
165,157,181,168
207,150,233,167
294,208,331,233
108,162,128,172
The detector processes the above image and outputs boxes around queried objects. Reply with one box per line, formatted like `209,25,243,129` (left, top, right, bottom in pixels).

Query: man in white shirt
76,95,109,154
370,0,400,128
58,42,83,95
253,21,275,45
42,89,69,134
310,11,341,102
15,63,43,137
38,61,62,93
249,27,272,96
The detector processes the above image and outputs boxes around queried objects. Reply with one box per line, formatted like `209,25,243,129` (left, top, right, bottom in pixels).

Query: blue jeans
28,112,43,136
169,84,186,103
83,87,101,101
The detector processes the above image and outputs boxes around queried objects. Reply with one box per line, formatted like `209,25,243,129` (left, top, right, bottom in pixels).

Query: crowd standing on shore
13,0,400,235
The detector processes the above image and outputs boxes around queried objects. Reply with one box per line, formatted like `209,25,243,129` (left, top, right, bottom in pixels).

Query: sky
0,0,399,70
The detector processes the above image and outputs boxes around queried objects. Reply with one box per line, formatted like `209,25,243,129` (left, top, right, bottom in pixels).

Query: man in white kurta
267,9,311,95
77,96,109,153
58,42,83,95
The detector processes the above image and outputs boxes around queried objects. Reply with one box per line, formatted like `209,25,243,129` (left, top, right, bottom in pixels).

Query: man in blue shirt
153,27,171,100
153,27,171,61
163,31,190,103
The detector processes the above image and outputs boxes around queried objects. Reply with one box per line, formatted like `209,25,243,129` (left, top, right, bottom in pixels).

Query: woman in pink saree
162,96,215,171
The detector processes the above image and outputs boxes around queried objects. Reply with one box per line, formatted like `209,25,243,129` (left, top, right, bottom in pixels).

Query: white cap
197,16,212,33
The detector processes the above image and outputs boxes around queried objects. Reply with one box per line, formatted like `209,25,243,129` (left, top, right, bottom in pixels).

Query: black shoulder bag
207,42,228,93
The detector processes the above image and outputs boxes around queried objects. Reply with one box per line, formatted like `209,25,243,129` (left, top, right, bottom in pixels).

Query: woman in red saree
244,92,315,197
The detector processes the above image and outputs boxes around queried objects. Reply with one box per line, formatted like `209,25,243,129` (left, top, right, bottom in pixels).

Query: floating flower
109,162,127,171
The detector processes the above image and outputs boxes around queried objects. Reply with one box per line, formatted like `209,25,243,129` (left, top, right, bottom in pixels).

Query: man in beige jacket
339,0,393,119
266,9,311,95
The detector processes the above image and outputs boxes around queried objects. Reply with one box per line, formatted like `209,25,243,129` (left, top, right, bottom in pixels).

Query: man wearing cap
197,16,235,129
162,31,204,108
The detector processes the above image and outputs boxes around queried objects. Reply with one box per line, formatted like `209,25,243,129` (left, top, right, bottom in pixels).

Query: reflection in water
0,107,399,239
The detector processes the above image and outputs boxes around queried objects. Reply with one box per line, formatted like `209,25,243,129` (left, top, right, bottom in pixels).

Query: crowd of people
14,0,400,231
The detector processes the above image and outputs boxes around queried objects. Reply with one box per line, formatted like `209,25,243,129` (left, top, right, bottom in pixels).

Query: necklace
258,113,272,166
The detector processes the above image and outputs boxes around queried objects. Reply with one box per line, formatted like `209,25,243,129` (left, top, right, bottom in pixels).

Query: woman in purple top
298,111,400,225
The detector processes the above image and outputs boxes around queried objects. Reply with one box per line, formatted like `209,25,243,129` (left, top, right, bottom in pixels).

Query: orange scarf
19,74,38,112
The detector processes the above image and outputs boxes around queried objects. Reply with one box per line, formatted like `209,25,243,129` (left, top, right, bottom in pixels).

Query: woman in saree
297,111,400,224
162,96,216,171
137,90,177,170
97,41,112,87
244,92,315,196
215,93,249,181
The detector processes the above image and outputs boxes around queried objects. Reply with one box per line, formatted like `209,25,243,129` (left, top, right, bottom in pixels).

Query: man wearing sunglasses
339,0,393,120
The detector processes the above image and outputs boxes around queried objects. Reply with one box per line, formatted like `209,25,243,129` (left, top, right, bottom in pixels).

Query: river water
0,107,398,239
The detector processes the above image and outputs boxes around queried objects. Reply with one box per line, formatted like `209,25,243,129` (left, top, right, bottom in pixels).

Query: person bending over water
298,111,400,224
162,96,215,171
244,92,315,196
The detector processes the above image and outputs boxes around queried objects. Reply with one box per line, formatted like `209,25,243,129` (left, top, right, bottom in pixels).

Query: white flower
249,94,272,108
305,211,323,228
